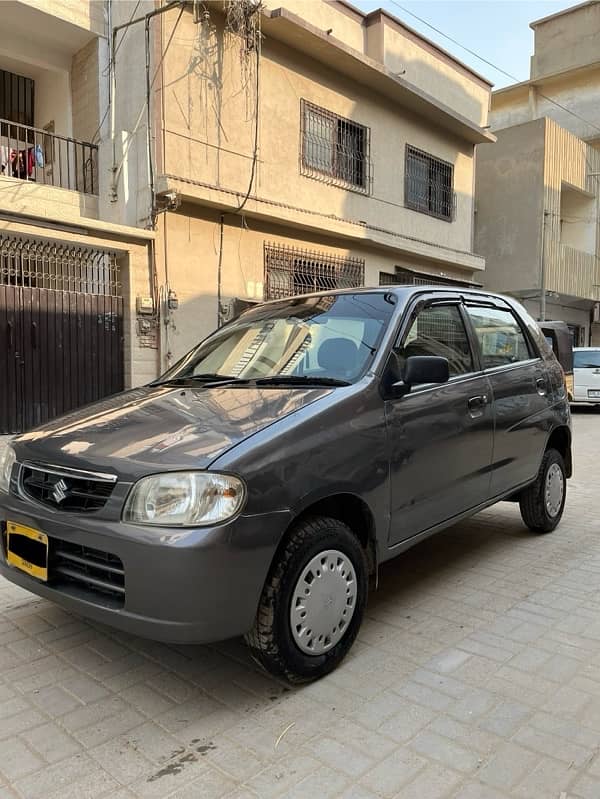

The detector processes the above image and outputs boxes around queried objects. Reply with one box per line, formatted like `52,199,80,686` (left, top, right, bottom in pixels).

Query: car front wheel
245,516,368,683
519,448,566,533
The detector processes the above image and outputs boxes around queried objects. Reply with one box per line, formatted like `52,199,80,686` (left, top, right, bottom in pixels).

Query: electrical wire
103,0,142,77
217,14,263,326
232,28,262,214
91,0,143,145
387,0,600,139
111,4,185,196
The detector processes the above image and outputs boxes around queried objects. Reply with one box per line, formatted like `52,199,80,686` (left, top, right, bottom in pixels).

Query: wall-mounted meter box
136,296,154,315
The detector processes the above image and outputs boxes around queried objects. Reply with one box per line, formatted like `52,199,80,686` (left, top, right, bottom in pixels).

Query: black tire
245,516,368,684
519,448,566,533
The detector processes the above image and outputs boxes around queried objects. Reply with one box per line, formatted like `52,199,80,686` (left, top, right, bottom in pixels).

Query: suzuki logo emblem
51,479,68,504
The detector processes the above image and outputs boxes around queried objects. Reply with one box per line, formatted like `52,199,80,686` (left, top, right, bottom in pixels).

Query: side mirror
390,355,450,398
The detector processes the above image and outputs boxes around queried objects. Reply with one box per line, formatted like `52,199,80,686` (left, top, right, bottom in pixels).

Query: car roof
574,347,600,351
259,285,515,305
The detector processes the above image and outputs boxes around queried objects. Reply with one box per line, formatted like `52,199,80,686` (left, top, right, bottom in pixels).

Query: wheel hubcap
290,549,357,655
545,462,564,518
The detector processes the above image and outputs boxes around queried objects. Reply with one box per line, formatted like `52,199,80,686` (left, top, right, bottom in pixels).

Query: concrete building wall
71,38,101,145
475,119,546,295
263,0,367,52
21,0,105,37
377,15,490,127
158,8,478,256
476,115,600,343
100,0,154,229
260,1,491,129
491,72,600,144
531,1,600,80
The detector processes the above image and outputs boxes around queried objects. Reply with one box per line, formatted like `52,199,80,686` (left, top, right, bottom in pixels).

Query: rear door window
574,350,600,369
465,306,532,369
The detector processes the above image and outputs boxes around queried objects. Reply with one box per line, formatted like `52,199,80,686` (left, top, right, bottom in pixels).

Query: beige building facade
0,0,159,434
107,0,493,369
1,0,493,432
476,0,600,344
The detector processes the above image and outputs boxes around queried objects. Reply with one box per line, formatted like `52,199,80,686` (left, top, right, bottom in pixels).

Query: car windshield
574,350,600,369
157,292,397,386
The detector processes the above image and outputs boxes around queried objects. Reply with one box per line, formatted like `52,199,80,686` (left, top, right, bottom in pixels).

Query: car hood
12,384,330,481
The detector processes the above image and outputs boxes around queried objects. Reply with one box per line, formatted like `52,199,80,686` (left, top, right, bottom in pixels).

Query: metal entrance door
0,236,124,434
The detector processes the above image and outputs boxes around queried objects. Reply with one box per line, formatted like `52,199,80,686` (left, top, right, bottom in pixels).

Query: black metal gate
0,236,124,434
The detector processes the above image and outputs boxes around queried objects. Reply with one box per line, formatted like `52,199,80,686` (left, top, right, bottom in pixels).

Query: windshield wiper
253,375,351,387
150,373,242,386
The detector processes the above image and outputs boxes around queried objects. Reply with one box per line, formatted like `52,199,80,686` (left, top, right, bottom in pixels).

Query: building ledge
157,173,485,273
0,176,154,243
493,59,600,101
262,8,495,146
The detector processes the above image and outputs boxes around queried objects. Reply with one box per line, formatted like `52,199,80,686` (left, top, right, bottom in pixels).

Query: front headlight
123,471,246,527
0,446,16,494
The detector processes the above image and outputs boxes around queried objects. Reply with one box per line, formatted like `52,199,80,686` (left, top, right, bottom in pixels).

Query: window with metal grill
379,268,478,288
405,145,454,221
264,243,365,300
0,234,120,295
0,69,34,136
301,100,371,192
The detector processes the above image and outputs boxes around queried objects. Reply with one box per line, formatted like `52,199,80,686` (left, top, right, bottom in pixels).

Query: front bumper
0,492,291,644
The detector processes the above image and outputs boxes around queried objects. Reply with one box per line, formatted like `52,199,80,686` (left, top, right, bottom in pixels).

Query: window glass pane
405,146,453,220
337,119,365,187
406,150,429,212
301,101,369,191
304,107,335,173
466,306,531,368
397,305,473,378
573,350,600,368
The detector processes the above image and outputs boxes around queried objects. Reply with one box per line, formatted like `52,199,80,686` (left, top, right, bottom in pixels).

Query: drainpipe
540,210,548,321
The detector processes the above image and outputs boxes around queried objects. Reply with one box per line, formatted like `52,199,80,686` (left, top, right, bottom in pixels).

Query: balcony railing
0,118,98,195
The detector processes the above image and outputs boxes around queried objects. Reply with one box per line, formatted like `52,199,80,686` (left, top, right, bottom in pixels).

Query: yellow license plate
6,522,48,582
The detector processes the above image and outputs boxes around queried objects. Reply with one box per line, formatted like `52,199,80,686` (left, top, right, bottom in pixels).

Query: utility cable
387,0,600,138
91,0,143,145
217,13,263,326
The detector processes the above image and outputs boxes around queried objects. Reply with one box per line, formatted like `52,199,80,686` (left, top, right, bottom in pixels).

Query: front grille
50,539,125,608
20,464,115,512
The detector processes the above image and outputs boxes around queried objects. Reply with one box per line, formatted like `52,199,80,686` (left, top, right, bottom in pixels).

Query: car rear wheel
245,516,368,683
519,448,566,533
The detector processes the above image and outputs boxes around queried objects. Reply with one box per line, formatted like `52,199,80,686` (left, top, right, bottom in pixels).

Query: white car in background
573,347,600,408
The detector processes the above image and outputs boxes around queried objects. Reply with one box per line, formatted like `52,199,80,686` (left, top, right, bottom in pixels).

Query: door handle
535,377,547,396
7,321,13,351
31,322,38,350
468,395,488,412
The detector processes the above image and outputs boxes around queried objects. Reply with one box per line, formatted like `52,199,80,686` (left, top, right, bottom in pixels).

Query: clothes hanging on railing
7,148,35,179
0,144,42,179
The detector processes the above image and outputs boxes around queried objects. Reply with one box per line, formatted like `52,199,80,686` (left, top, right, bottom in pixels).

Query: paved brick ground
1,413,600,799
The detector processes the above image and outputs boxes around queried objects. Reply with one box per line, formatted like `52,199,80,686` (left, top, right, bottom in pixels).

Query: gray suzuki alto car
0,287,572,682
